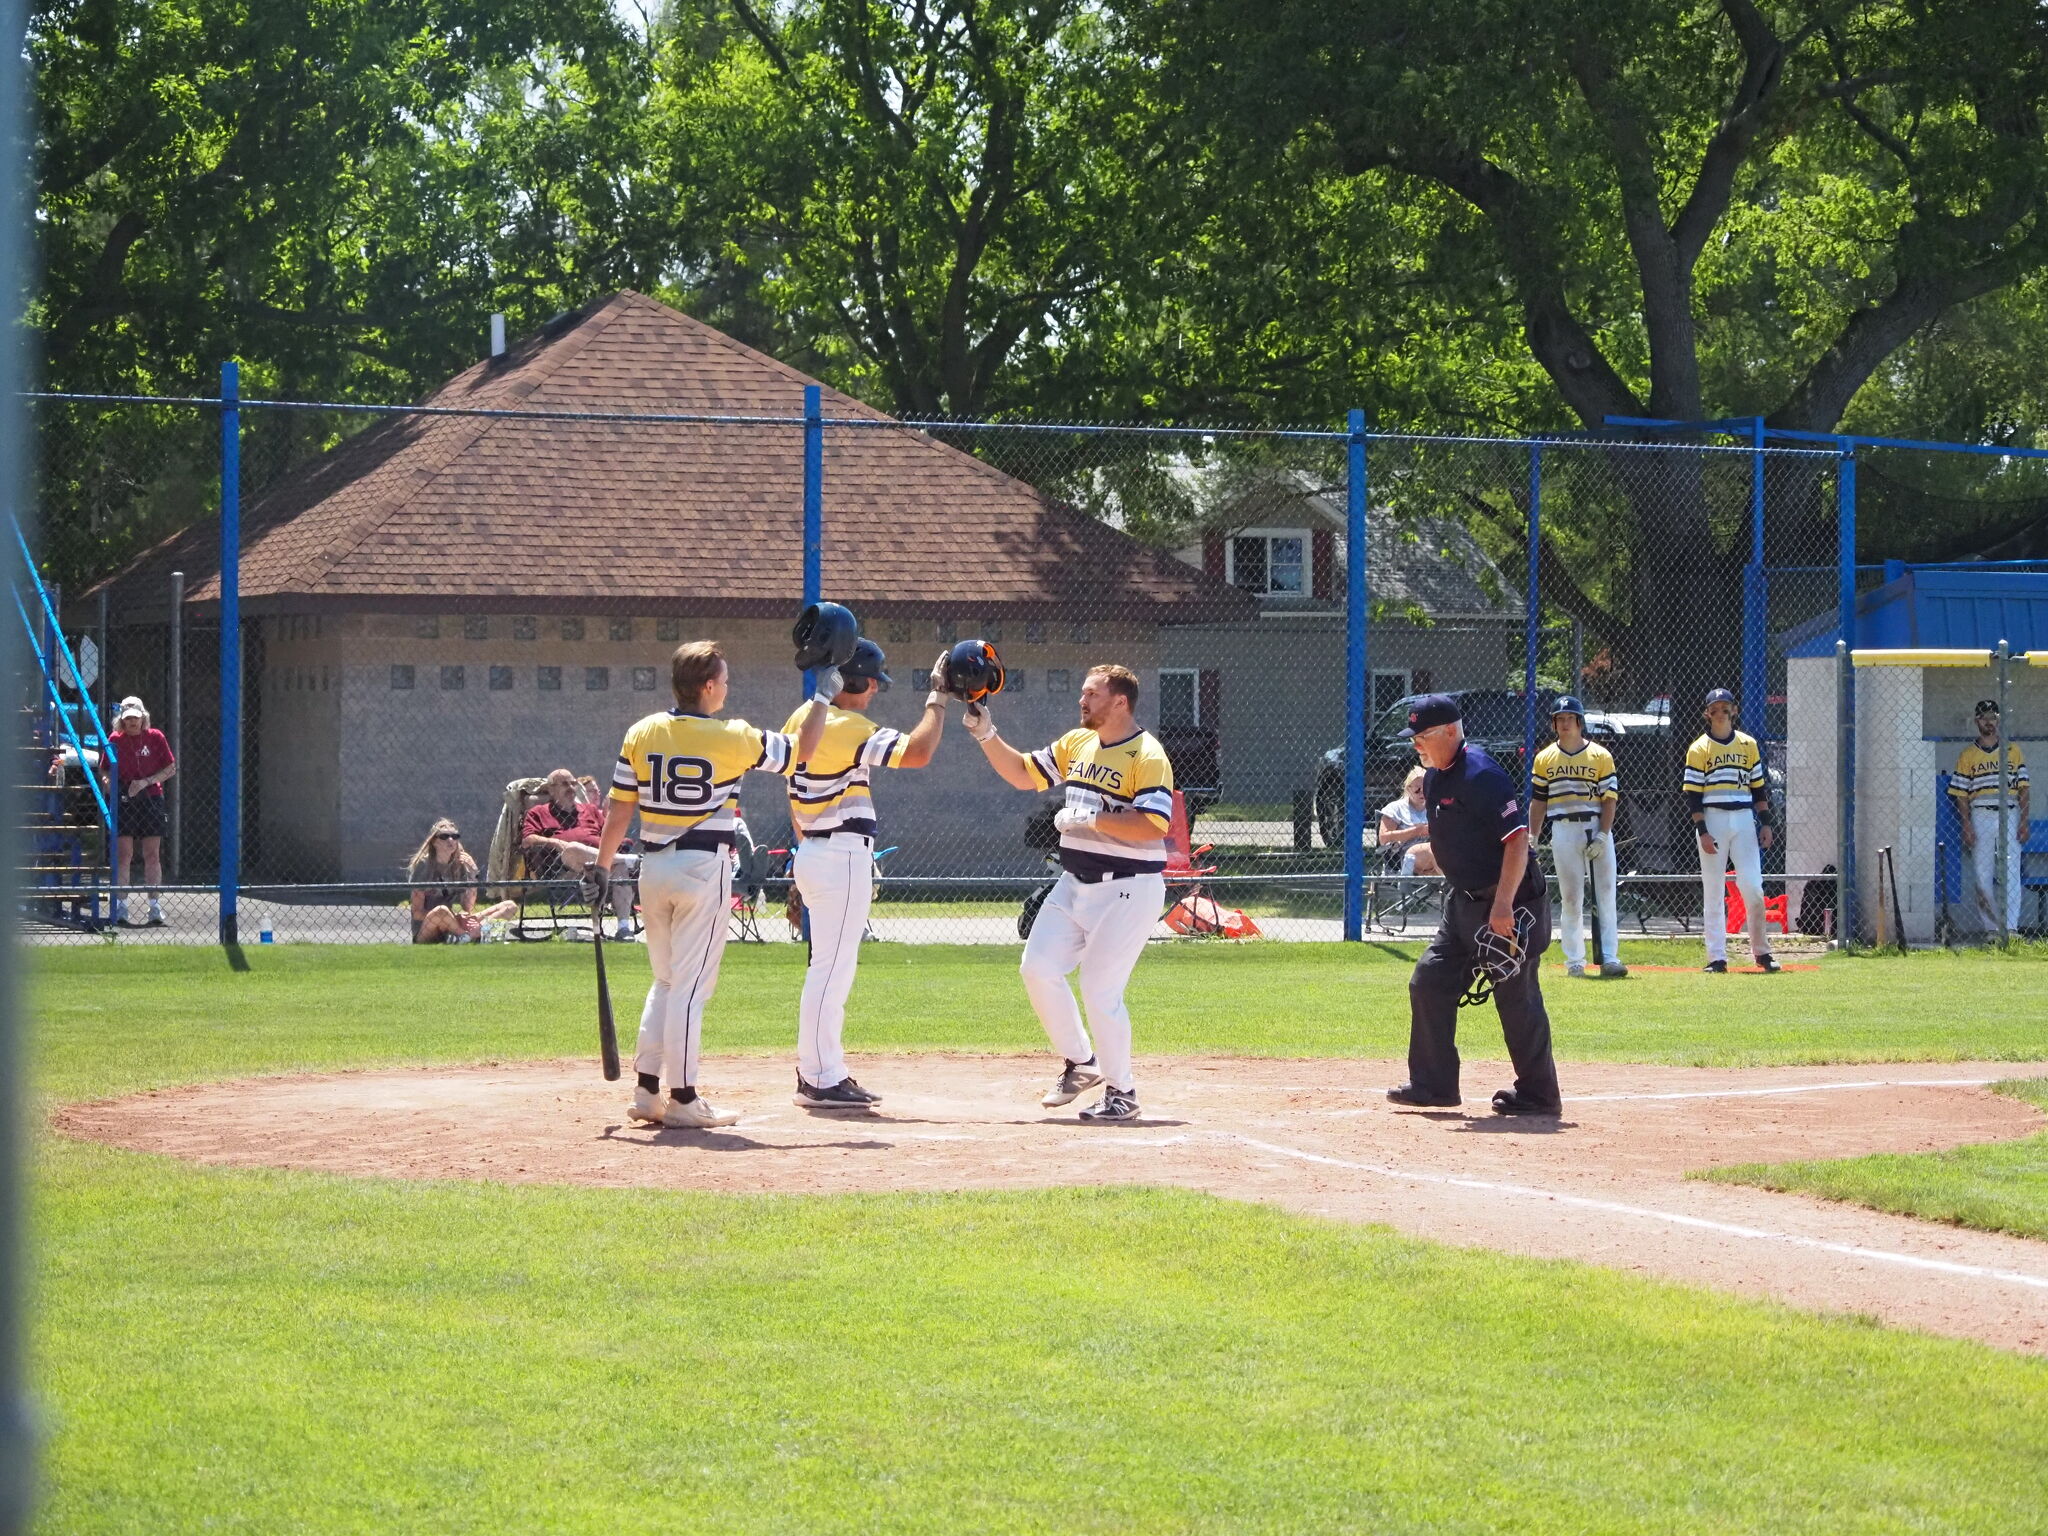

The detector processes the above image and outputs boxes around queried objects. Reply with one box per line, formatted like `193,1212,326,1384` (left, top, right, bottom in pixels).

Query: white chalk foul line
1569,1077,2004,1103
1217,1133,2048,1293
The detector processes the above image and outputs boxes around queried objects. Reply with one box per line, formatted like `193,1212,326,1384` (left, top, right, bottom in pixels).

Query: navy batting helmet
1459,906,1536,1008
939,638,1005,701
1551,694,1585,723
792,602,860,670
841,637,891,691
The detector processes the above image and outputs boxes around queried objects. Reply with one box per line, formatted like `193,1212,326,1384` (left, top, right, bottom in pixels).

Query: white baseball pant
1018,871,1165,1095
632,845,731,1089
1697,806,1767,963
1969,806,2025,933
793,834,874,1088
1550,820,1619,967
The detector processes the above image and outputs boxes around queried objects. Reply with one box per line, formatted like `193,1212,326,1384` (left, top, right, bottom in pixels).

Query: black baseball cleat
1703,959,1728,974
1078,1087,1141,1123
1385,1084,1460,1108
1491,1089,1562,1117
794,1075,880,1110
1758,954,1782,974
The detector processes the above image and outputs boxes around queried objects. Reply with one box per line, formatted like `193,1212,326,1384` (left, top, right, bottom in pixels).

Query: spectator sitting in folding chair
1378,766,1439,876
522,767,639,941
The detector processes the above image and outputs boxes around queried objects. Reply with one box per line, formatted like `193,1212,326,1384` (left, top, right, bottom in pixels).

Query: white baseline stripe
1219,1133,2048,1293
1570,1077,2005,1103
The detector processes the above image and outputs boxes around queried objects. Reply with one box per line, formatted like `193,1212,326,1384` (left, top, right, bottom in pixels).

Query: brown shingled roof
93,292,1255,624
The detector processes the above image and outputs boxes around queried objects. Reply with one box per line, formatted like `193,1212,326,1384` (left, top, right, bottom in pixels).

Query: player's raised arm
891,654,952,769
965,701,1042,791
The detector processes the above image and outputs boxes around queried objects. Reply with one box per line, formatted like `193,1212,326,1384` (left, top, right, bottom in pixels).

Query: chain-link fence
29,373,2035,951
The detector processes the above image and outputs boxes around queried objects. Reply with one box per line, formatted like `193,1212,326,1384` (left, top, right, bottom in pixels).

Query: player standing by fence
964,664,1172,1123
779,640,949,1109
1529,697,1625,979
1685,688,1780,974
595,639,830,1129
1952,698,2030,935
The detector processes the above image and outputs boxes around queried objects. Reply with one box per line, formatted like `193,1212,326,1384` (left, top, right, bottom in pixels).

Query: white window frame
1158,668,1202,727
1225,526,1311,597
1371,668,1411,716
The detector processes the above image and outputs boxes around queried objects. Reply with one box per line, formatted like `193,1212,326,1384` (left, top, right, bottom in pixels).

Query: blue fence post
1343,408,1368,942
802,383,822,697
1743,416,1768,734
1836,440,1857,944
218,361,240,946
1523,445,1542,789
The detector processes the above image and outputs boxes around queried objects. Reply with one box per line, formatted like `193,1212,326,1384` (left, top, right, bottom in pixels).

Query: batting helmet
1550,694,1585,723
841,637,891,691
1459,906,1536,1008
792,602,860,670
939,638,1005,701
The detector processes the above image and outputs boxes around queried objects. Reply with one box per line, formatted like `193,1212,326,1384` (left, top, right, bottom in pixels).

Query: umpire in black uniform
1385,695,1562,1116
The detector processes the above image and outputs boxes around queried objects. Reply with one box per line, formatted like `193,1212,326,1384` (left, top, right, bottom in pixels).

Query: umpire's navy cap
1398,694,1461,738
1703,687,1737,709
1551,695,1586,719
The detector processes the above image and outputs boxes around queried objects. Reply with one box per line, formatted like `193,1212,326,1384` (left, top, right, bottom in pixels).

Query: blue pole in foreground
1343,409,1368,942
1743,417,1768,735
1837,442,1857,944
218,360,241,946
1523,445,1542,792
802,384,822,697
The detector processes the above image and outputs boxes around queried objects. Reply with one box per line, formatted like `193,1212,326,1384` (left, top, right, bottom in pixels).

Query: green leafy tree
1145,0,2048,698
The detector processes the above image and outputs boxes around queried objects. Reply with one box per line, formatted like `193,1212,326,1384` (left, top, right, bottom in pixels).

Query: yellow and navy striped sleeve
1025,729,1086,792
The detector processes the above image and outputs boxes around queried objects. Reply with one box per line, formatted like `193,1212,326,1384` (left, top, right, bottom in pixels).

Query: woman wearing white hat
110,696,174,926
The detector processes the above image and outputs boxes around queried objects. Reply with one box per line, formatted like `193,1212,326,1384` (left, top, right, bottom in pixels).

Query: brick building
90,292,1253,882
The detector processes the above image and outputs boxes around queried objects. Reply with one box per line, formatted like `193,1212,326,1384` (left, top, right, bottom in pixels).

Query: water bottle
259,919,274,944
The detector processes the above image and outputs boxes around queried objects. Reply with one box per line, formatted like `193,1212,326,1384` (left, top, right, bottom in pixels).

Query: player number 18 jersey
610,710,797,852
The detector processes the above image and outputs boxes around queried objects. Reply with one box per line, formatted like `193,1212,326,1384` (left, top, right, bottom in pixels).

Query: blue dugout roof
1780,566,2048,658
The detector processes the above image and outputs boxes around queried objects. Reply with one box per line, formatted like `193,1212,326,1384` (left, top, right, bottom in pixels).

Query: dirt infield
56,1055,2048,1354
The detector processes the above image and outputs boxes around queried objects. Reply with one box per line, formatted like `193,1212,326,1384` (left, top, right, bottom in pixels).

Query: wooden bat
591,894,621,1081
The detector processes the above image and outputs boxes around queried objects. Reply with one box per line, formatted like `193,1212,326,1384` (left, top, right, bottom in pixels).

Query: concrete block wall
270,611,1164,881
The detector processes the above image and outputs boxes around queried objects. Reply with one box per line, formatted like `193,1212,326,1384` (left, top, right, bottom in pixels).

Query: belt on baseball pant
1549,813,1599,823
1069,867,1154,885
805,829,873,846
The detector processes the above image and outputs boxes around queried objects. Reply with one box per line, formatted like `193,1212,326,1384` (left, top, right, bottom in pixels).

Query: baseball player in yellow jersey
779,638,950,1109
1528,696,1625,979
593,640,830,1128
1951,697,2031,934
1684,687,1779,974
964,663,1173,1122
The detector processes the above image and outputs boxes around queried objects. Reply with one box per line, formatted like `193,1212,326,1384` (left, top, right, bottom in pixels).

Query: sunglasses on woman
435,832,462,842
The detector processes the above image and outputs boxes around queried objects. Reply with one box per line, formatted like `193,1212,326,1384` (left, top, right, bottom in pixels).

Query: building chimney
489,313,507,359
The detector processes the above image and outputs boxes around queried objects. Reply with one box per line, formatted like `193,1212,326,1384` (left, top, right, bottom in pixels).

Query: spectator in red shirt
109,697,174,926
522,768,639,939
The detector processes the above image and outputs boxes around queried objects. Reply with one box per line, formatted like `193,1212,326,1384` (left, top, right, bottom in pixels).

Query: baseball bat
591,896,621,1081
1586,824,1604,969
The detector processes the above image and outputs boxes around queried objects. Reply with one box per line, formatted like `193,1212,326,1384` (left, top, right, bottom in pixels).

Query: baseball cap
1551,694,1586,719
114,698,145,722
1974,698,2001,715
1398,694,1461,738
1703,688,1737,709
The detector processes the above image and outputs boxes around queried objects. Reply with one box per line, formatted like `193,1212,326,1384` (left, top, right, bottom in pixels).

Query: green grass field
1701,1078,2048,1243
28,940,2048,1102
30,942,2048,1533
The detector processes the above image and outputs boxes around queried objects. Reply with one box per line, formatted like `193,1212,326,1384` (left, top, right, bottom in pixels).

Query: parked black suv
1312,689,1560,849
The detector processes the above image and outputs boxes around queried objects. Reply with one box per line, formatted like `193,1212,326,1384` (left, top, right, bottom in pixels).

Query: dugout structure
1789,645,2045,945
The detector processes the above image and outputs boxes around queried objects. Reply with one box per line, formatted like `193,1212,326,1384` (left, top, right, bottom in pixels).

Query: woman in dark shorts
408,820,517,943
109,696,174,926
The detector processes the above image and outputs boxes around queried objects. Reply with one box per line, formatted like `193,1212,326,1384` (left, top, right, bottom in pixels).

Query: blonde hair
671,640,725,711
1403,764,1427,792
407,817,476,881
1085,663,1140,708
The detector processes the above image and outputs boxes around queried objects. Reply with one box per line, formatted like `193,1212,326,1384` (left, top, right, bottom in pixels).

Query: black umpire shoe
1703,959,1728,974
1386,1084,1460,1108
1759,954,1783,974
1491,1088,1561,1117
794,1075,881,1110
